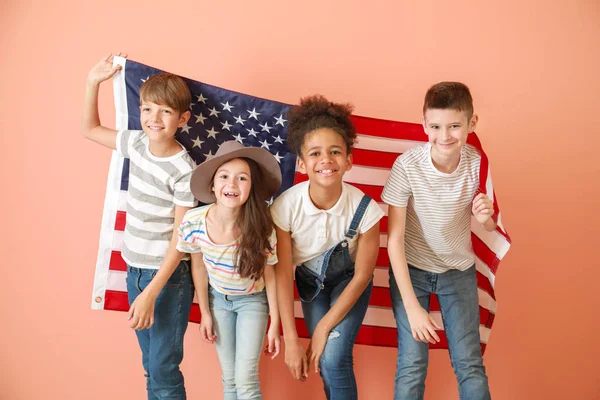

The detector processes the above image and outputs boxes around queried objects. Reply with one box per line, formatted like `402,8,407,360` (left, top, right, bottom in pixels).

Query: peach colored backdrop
2,1,599,399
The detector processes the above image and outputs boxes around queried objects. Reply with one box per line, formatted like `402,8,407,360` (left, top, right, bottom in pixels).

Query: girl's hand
284,338,309,381
200,313,217,344
306,323,329,373
406,305,441,344
127,290,156,330
264,322,281,360
87,53,127,86
472,193,494,224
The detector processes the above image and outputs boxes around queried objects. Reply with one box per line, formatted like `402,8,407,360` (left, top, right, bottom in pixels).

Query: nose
441,128,451,140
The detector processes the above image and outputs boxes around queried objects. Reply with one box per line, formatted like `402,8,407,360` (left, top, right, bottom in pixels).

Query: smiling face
211,158,252,209
296,128,353,189
422,107,478,166
139,100,190,142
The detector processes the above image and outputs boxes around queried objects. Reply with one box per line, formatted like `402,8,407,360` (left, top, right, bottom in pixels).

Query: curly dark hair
286,95,356,156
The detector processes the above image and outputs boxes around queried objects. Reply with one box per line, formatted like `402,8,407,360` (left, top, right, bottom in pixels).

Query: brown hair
423,82,474,119
286,94,356,157
139,72,191,115
229,158,274,280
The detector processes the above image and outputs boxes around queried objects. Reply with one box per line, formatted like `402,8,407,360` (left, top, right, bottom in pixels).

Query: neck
211,203,240,229
148,138,181,158
308,182,343,210
430,148,461,174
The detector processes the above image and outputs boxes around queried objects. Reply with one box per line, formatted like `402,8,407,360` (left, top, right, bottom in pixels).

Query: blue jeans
209,288,269,400
389,265,490,400
301,275,373,400
126,261,194,400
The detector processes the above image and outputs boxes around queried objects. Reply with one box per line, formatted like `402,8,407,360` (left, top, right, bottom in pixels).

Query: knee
234,368,260,398
319,330,353,373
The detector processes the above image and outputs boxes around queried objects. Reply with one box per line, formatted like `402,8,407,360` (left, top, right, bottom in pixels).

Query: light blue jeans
389,265,490,400
126,261,194,400
209,288,269,400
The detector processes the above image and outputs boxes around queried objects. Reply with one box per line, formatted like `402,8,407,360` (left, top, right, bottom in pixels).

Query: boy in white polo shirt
271,95,384,400
383,82,496,400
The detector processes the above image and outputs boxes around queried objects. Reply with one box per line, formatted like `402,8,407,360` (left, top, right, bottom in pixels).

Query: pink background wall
2,1,599,399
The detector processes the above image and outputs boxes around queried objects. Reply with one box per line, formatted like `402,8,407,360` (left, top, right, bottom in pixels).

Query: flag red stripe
109,251,127,271
377,248,390,266
471,233,501,275
351,115,427,141
115,211,126,231
351,148,399,169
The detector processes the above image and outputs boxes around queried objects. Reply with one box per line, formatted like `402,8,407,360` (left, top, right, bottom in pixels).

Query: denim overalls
294,194,373,400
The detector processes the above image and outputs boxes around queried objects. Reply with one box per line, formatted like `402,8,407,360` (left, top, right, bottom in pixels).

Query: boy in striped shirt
81,53,197,399
383,82,496,400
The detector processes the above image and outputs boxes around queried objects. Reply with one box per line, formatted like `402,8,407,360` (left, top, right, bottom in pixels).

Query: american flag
91,57,511,353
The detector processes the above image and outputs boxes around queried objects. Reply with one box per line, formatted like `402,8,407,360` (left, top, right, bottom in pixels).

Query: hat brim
190,146,282,204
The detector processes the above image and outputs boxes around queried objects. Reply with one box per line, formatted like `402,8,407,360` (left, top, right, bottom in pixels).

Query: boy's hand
284,337,309,381
406,306,442,344
87,53,127,86
472,193,494,224
199,314,217,344
127,290,156,330
306,323,329,374
264,322,281,360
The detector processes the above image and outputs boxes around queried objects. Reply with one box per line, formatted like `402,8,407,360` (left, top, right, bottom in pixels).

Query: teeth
319,169,334,173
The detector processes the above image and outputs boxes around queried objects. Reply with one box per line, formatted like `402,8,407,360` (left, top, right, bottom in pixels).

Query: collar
301,181,347,216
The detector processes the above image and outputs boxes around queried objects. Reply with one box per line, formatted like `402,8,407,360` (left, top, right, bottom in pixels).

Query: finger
127,306,134,320
416,329,427,343
426,325,441,343
148,317,154,329
273,341,280,359
103,53,111,62
313,353,320,373
302,355,309,378
129,314,139,329
200,327,208,342
269,340,275,354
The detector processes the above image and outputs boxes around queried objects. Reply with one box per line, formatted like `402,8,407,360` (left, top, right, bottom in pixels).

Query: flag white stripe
355,134,423,154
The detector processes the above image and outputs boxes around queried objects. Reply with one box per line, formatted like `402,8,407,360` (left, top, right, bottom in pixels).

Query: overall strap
344,195,372,240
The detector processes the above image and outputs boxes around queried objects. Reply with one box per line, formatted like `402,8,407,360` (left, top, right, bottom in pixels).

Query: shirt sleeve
381,155,412,207
116,130,138,159
270,196,291,232
265,229,278,265
358,199,385,234
176,210,203,253
173,169,198,207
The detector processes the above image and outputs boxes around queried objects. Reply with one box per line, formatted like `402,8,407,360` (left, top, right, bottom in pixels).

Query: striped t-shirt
381,143,481,273
177,204,278,295
117,130,197,269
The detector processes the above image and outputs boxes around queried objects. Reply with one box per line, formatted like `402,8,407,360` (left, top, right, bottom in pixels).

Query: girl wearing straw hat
176,141,282,399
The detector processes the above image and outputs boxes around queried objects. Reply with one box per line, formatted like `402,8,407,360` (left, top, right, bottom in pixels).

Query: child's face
422,108,477,161
211,158,252,209
297,128,353,189
139,100,190,142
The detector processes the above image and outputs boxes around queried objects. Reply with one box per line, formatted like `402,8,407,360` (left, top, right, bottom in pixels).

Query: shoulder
397,143,429,167
182,204,211,225
272,181,307,210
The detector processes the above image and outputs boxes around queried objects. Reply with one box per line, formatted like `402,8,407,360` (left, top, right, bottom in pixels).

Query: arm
190,252,216,343
81,53,126,149
306,222,380,372
127,204,192,330
472,193,497,231
263,263,281,359
387,206,441,344
274,226,309,381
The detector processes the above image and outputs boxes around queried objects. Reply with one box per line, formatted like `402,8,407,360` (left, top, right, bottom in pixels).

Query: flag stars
273,152,283,163
234,115,246,125
221,101,234,112
259,122,272,133
209,107,221,117
274,135,284,144
232,133,244,144
192,137,204,148
196,93,207,103
204,150,216,160
180,124,192,134
274,115,287,126
259,139,271,150
220,120,233,131
246,128,258,137
195,113,207,125
247,108,260,120
206,127,219,139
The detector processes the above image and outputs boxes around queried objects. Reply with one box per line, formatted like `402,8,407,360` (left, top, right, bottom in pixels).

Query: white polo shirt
271,181,384,266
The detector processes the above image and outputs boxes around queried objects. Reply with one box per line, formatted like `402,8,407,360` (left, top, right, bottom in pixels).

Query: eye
218,174,228,179
142,107,150,112
309,151,319,157
238,176,248,181
162,109,172,114
430,125,439,130
451,124,460,129
331,150,341,155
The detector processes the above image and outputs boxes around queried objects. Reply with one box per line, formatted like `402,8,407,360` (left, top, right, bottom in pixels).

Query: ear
345,153,353,172
468,114,479,132
178,110,191,127
421,115,427,131
296,156,307,175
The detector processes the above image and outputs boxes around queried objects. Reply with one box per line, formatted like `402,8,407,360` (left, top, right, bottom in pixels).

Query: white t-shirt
381,143,481,273
271,181,384,266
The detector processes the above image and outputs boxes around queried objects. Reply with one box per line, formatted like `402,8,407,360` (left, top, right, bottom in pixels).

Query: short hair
139,72,191,115
286,94,356,156
423,82,473,119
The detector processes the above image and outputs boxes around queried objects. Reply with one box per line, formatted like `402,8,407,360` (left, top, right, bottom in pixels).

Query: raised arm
81,53,126,149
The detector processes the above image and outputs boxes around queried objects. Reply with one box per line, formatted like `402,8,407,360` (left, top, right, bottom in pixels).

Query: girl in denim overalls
271,95,384,400
177,141,283,400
